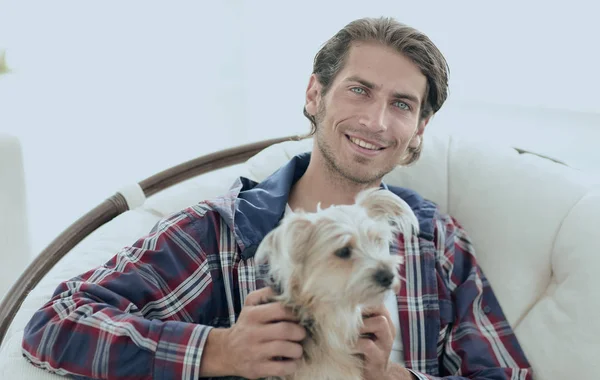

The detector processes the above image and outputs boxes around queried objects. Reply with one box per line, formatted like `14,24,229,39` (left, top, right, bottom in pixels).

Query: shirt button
483,306,492,314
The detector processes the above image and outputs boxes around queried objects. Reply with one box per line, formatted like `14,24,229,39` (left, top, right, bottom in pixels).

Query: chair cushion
1,133,597,380
242,134,600,379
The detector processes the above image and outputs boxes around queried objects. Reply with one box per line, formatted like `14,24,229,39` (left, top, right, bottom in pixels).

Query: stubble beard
314,102,395,186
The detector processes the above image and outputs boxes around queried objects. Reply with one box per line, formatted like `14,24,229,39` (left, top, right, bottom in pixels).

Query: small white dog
255,188,419,380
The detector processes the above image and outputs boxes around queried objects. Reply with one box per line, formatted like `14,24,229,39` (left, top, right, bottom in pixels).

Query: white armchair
0,133,597,379
0,133,31,302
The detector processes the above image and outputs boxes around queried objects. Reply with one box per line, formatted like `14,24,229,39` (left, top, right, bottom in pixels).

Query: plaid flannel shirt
22,153,532,379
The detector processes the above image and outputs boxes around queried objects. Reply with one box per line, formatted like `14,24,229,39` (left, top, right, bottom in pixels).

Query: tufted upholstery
0,133,598,379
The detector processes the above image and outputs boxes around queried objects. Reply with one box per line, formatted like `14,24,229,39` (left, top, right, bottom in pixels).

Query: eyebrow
345,75,421,105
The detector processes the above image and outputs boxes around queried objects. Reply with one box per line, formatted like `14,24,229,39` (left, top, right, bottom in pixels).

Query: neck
289,151,380,213
312,303,362,346
288,298,362,354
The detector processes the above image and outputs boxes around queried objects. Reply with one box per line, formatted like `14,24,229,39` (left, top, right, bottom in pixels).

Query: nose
373,269,394,288
359,100,388,132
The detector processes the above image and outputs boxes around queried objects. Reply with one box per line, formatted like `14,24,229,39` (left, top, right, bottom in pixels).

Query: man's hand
199,287,306,379
354,305,414,380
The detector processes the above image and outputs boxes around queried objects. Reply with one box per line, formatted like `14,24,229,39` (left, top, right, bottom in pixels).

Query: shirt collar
233,152,395,259
234,152,311,259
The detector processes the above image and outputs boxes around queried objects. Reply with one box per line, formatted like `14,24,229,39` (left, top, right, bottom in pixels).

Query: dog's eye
335,246,352,259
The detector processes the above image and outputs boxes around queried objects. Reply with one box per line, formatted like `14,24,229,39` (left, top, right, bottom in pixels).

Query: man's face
305,42,429,185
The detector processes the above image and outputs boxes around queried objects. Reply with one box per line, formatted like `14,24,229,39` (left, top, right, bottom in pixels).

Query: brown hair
304,17,450,138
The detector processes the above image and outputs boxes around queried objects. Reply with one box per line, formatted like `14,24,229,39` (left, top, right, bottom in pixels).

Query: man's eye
351,87,366,95
394,101,410,110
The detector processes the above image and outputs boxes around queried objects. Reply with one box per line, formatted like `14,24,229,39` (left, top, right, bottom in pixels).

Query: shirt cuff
407,368,431,379
153,320,213,380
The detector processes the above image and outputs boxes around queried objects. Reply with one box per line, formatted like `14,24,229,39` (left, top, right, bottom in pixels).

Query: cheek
326,255,355,272
391,120,419,146
323,96,357,127
306,256,355,289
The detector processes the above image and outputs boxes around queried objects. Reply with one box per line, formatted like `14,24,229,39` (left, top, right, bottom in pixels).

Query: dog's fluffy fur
255,188,419,380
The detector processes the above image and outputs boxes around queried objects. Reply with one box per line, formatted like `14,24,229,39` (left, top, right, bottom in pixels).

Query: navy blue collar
234,153,310,258
234,152,435,259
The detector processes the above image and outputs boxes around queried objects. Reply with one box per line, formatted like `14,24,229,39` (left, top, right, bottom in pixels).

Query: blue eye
351,87,366,95
394,101,410,110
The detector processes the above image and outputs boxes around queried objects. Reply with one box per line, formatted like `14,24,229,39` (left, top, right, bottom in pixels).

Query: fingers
245,288,299,324
361,315,394,350
253,302,300,324
262,340,304,360
245,286,278,306
362,304,394,336
258,321,307,342
361,315,392,338
260,358,301,378
232,287,306,379
355,336,378,358
362,304,389,318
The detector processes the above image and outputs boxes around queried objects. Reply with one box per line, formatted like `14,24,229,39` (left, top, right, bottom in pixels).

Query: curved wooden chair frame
0,134,566,347
0,135,303,346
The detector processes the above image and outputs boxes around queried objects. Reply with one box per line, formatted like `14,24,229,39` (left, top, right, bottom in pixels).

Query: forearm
22,295,214,380
22,209,227,379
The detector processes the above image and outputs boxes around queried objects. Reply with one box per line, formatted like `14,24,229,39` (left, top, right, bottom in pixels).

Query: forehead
335,41,427,103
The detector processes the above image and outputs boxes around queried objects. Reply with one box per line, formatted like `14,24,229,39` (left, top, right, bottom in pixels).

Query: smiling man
22,17,532,380
290,41,430,211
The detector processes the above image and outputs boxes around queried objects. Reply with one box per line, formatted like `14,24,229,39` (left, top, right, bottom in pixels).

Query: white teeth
350,137,379,150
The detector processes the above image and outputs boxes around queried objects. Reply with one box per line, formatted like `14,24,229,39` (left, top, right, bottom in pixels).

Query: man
22,17,532,379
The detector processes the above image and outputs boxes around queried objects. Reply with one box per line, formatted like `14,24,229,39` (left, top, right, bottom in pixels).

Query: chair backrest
0,135,295,348
242,133,600,379
0,133,597,379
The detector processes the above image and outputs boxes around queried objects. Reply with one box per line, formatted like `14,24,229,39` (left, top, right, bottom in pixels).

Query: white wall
0,0,599,256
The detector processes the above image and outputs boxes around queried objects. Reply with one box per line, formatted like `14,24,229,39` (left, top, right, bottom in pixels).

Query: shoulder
150,201,219,234
384,183,473,247
384,184,478,281
384,184,438,240
429,208,481,293
431,209,474,258
384,185,477,287
142,198,234,258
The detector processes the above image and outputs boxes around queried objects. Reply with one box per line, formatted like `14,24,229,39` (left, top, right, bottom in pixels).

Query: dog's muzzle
373,268,394,288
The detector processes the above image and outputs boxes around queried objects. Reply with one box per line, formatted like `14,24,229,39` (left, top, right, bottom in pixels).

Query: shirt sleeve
21,207,220,380
408,213,533,379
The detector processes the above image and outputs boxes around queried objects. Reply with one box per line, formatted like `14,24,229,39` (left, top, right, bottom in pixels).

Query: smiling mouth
346,135,385,151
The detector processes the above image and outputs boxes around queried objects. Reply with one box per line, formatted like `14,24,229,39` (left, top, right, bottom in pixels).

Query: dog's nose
374,269,394,288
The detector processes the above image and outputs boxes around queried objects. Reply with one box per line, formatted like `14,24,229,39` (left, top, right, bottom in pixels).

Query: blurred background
0,0,598,256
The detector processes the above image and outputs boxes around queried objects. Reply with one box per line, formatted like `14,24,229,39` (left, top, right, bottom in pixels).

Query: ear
282,215,315,264
409,117,430,149
255,214,315,294
256,214,315,264
356,188,419,235
255,227,281,266
305,74,322,118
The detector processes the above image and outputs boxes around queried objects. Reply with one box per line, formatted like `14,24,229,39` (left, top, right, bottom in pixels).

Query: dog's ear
283,215,315,263
255,213,314,263
255,213,315,297
255,227,281,265
255,222,290,294
356,188,420,235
